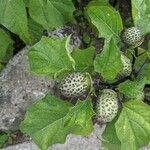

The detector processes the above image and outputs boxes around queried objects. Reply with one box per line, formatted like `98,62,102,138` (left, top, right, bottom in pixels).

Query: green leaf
94,37,123,81
131,0,150,34
0,28,13,62
23,0,29,7
0,63,4,72
0,0,31,44
134,48,148,72
28,36,75,78
102,114,121,150
133,47,150,84
20,94,71,150
87,0,108,8
0,133,8,148
115,100,150,150
20,94,94,150
71,47,95,72
71,119,94,136
138,63,150,84
87,4,123,42
65,99,95,137
28,18,44,44
118,77,147,99
28,0,75,30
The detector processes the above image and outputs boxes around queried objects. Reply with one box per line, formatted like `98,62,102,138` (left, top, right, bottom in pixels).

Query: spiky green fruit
120,54,132,77
122,27,144,48
59,72,92,98
96,89,119,123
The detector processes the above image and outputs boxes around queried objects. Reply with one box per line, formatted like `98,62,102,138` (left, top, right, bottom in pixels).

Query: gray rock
3,124,105,150
0,46,54,131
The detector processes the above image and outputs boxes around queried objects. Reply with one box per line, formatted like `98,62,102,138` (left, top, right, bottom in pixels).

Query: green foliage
0,0,75,45
0,64,4,71
131,0,150,34
115,100,150,150
20,94,94,150
28,36,75,78
134,48,148,72
0,0,31,44
139,63,150,84
28,18,45,44
71,47,95,72
0,28,13,71
0,28,13,62
94,37,123,81
28,0,75,30
102,99,150,150
101,114,121,150
0,133,8,148
87,0,108,7
87,4,123,42
118,77,147,99
133,47,150,84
